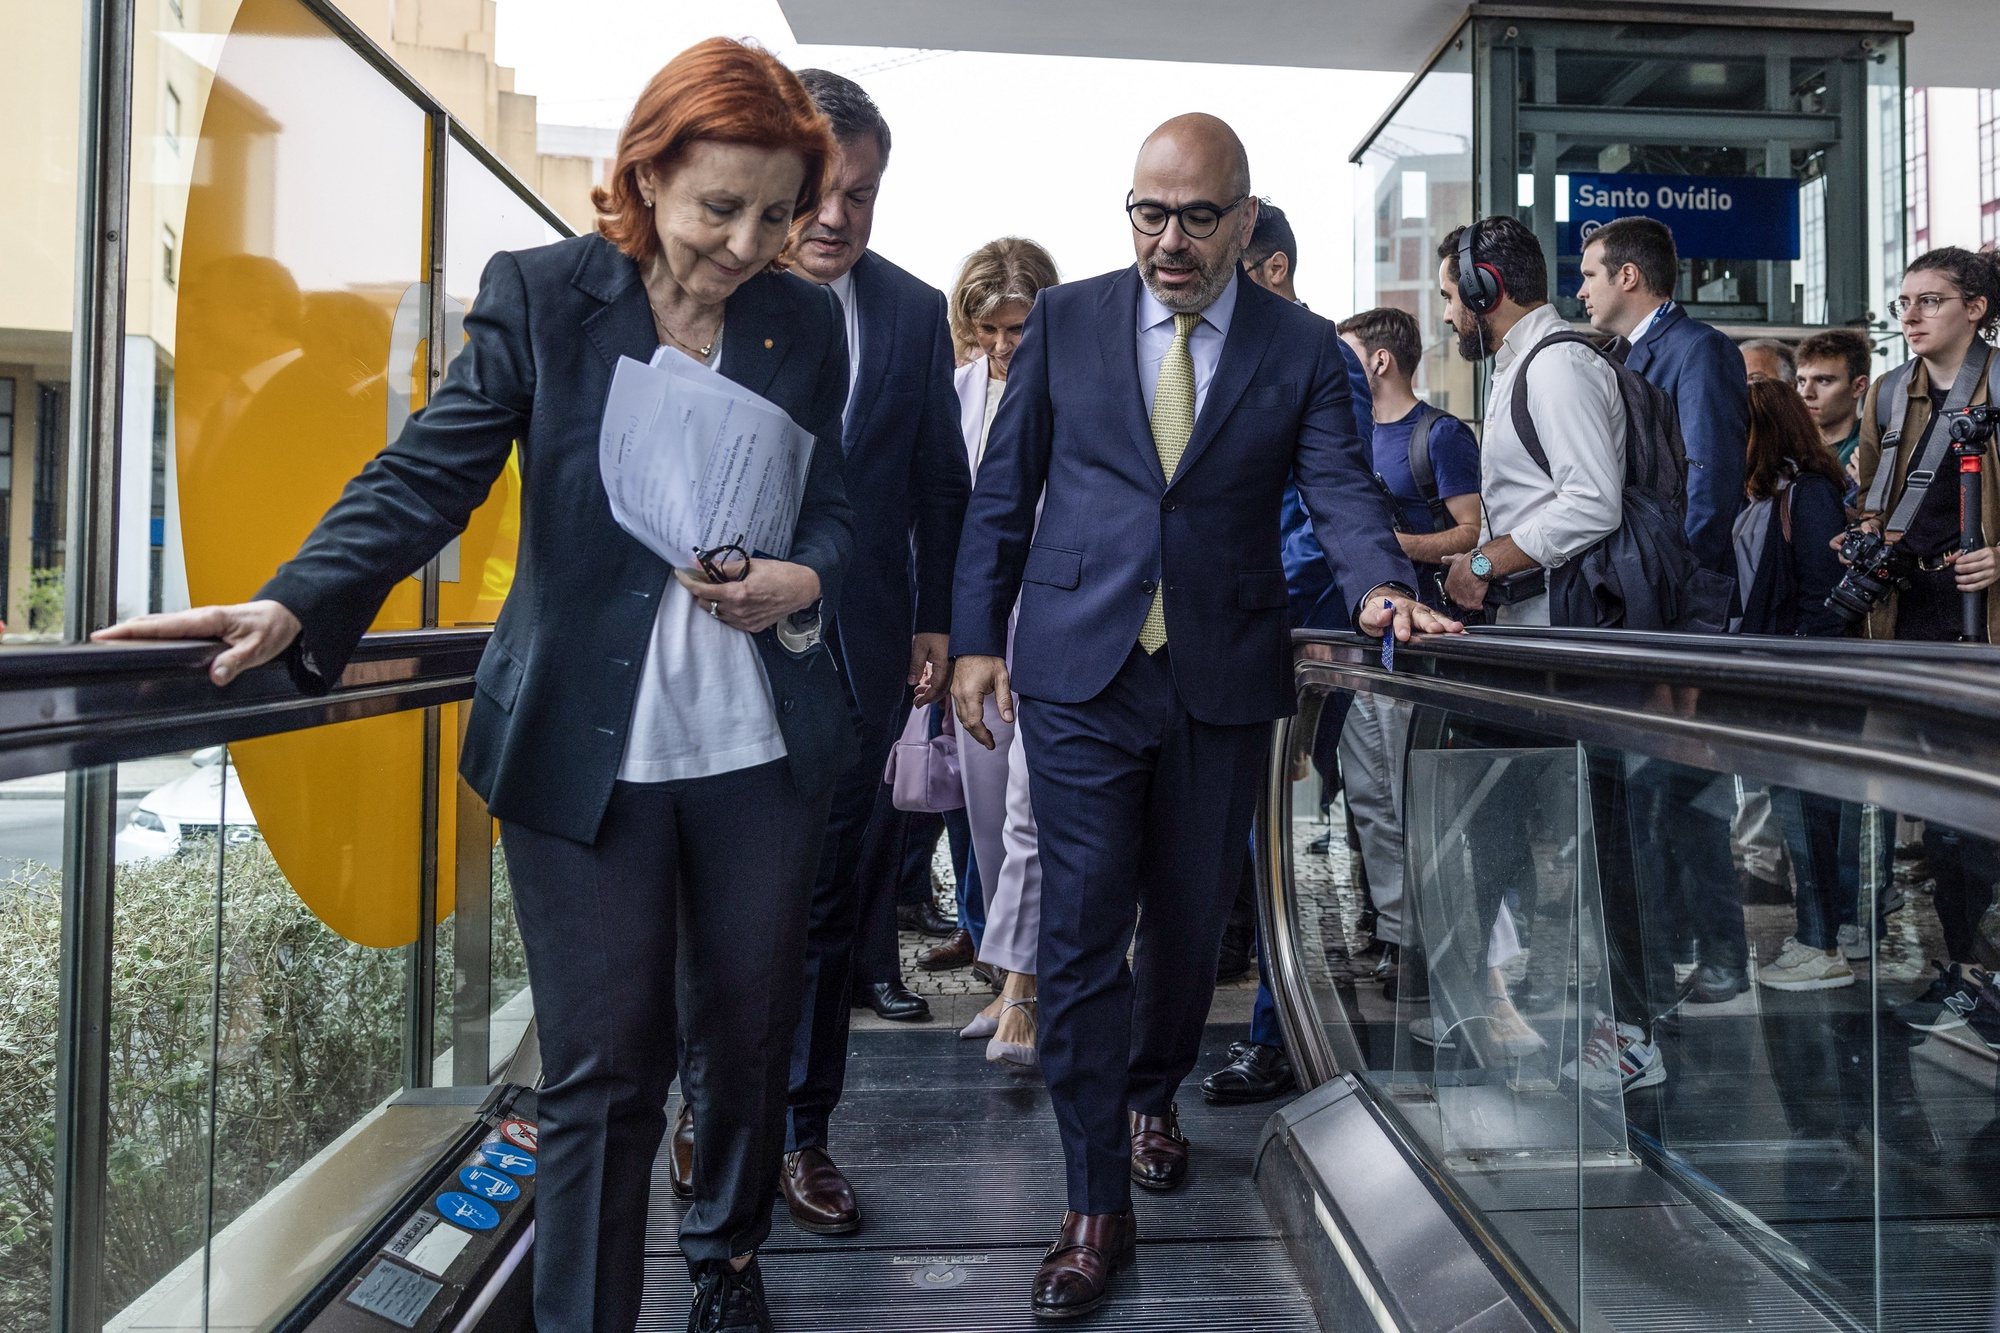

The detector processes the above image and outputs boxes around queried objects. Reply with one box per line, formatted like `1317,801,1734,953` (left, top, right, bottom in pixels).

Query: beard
1453,310,1495,363
1142,243,1238,313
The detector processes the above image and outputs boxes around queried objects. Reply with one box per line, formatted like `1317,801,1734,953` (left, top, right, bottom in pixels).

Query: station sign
1568,173,1801,262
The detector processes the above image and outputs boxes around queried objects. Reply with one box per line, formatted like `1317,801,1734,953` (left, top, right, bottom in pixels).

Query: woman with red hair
100,39,851,1332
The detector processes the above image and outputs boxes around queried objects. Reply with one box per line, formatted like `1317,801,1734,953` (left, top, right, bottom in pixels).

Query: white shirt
1479,303,1626,571
1137,272,1240,419
1627,299,1672,348
617,343,788,783
829,269,861,407
979,374,1007,469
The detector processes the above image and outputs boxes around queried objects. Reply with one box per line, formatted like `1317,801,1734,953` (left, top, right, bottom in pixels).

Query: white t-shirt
616,344,788,783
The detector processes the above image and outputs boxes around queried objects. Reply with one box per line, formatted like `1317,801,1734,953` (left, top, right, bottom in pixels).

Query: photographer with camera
1840,245,2000,1027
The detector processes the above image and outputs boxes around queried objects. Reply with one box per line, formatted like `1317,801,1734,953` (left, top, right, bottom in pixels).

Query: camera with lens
1945,403,2000,446
1827,527,1919,625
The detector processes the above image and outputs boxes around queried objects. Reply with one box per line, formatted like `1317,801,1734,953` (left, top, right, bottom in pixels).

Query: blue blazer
1282,338,1379,630
261,233,859,844
952,267,1414,726
1624,303,1748,575
831,250,972,728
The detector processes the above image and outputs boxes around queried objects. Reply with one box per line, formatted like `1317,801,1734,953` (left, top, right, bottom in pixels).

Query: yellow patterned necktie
1140,311,1199,653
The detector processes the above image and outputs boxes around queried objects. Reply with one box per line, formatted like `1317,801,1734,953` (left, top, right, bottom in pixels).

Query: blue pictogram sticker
458,1167,521,1203
480,1145,538,1177
435,1191,500,1231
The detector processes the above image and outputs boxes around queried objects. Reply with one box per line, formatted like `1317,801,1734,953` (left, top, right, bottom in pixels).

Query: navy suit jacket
261,234,858,844
830,250,972,729
1625,303,1748,574
1283,337,1379,630
953,267,1414,726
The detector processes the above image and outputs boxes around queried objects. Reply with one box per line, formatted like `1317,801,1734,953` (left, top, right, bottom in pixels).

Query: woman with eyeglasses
99,39,855,1333
1845,245,2000,1045
944,237,1060,1069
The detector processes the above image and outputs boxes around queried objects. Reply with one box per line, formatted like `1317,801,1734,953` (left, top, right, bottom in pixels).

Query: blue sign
435,1192,500,1231
458,1167,521,1203
1568,174,1800,262
480,1145,537,1177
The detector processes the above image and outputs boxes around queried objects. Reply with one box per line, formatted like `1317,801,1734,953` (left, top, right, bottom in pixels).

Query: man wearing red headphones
1436,216,1627,626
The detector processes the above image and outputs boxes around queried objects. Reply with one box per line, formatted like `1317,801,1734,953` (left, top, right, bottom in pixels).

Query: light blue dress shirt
1137,270,1240,419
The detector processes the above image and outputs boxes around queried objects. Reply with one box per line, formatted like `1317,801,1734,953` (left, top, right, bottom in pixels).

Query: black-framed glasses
1125,191,1246,239
1888,292,1966,320
693,533,750,583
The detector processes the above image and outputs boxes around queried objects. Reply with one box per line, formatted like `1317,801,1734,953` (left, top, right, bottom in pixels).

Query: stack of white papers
598,346,815,569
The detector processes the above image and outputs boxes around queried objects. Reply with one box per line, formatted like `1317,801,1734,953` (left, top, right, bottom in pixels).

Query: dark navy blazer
1624,303,1748,575
1282,338,1380,630
830,250,971,729
952,267,1415,726
261,233,858,845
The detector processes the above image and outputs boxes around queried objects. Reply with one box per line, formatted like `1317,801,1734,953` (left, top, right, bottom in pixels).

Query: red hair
593,39,834,265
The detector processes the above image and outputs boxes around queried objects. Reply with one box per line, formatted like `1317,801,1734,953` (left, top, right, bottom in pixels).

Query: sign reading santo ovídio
1568,173,1802,262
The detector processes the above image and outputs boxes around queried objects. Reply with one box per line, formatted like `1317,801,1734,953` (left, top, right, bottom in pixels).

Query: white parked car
114,747,260,865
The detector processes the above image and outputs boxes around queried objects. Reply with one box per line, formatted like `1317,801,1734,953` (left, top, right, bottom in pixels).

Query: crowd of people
91,32,2000,1333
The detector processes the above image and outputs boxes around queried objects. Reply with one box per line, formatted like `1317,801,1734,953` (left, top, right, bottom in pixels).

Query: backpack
1508,331,1734,632
1407,404,1465,533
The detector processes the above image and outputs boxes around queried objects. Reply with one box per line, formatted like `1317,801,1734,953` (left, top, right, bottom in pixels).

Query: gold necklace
644,280,723,359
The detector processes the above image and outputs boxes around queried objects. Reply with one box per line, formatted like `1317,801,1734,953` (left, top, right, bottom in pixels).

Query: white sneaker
1562,1015,1665,1094
1409,1015,1455,1050
1758,940,1856,991
1835,924,1871,962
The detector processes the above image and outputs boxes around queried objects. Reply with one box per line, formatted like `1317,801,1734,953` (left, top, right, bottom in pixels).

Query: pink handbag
884,704,965,813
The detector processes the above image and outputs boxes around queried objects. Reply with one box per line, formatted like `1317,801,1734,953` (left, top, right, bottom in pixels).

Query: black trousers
1021,644,1269,1214
787,701,903,1152
503,762,828,1331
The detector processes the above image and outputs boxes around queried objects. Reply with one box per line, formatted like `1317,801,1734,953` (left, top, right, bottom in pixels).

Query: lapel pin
764,338,774,349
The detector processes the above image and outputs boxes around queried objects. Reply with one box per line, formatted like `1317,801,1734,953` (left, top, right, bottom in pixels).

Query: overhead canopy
776,0,1980,88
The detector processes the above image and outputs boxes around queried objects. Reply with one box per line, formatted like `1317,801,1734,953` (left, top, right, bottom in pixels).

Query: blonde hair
948,238,1060,362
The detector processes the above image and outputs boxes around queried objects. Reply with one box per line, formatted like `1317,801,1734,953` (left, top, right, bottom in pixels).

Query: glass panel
0,772,75,1326
1352,30,1476,421
103,750,226,1323
1294,673,2000,1330
0,0,84,638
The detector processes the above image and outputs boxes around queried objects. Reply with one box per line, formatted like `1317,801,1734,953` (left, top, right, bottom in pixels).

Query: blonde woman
949,238,1059,1068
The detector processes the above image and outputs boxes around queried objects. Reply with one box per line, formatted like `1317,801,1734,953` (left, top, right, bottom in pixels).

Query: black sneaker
1892,961,1983,1034
689,1256,773,1333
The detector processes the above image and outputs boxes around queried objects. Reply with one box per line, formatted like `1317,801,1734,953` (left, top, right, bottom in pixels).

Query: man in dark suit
1576,215,1748,573
951,114,1459,1320
777,69,971,1234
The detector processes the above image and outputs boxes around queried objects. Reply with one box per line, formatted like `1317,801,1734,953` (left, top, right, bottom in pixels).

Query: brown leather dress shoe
1031,1208,1136,1319
780,1147,861,1235
917,927,975,972
669,1101,695,1200
1129,1104,1189,1191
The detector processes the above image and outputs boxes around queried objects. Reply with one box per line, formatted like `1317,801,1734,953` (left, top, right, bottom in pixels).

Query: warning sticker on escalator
346,1259,442,1328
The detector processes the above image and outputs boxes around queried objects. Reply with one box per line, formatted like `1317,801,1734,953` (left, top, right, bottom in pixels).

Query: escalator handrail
0,628,489,782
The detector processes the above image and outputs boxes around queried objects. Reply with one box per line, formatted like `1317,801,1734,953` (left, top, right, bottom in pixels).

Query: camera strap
1879,345,1996,533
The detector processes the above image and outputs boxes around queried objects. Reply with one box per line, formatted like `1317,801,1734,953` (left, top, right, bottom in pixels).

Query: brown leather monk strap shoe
780,1147,861,1235
917,927,976,972
669,1102,695,1200
1031,1208,1136,1320
1129,1103,1189,1191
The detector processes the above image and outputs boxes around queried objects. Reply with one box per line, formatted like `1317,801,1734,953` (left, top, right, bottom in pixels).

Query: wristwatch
1468,549,1495,580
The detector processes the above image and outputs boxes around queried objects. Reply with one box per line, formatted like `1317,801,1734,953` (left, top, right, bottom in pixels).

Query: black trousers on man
503,763,827,1331
1020,644,1269,1214
787,702,904,1152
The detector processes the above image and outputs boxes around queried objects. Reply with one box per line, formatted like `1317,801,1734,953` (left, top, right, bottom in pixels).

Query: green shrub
0,839,525,1328
22,568,64,636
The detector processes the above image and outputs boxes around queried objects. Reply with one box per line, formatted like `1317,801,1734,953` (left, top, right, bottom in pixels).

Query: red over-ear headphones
1457,218,1506,316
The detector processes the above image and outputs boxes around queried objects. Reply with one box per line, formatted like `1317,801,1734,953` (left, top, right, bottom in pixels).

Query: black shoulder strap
1508,331,1604,479
1408,405,1451,530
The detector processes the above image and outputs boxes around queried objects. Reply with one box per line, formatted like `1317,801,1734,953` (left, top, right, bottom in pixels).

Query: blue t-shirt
1370,403,1481,545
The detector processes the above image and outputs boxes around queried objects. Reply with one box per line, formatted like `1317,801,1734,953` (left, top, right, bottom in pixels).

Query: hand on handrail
92,600,302,687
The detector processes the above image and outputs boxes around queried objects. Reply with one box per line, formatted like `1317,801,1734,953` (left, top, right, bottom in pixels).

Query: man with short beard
1437,216,1626,627
951,113,1458,1320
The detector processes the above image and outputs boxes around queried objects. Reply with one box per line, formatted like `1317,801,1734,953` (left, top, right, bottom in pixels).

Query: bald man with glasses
951,113,1459,1320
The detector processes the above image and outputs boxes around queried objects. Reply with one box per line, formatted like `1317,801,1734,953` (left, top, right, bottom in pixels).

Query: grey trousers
1339,694,1414,946
502,761,829,1332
